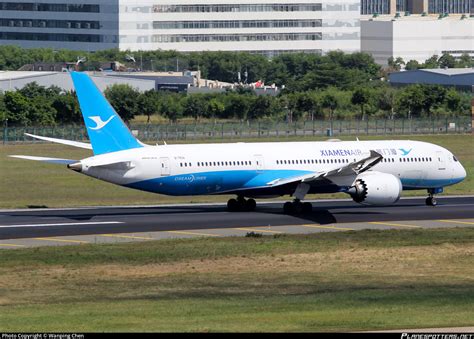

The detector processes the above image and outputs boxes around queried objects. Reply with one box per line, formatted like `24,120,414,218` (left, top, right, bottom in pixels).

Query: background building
362,0,472,15
361,14,474,65
0,0,360,56
0,1,119,51
389,68,474,91
361,0,406,15
428,0,472,14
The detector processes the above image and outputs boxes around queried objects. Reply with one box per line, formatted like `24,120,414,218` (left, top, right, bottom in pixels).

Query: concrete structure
0,0,360,57
361,14,474,65
388,68,474,91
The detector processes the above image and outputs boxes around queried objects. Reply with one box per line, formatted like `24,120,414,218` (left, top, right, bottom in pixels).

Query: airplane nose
460,164,467,180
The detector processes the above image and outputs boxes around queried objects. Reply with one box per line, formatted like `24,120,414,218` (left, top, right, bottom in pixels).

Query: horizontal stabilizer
9,155,78,165
25,133,92,150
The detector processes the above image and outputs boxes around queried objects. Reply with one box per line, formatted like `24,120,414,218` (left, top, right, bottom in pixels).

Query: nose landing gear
425,195,437,206
426,188,442,206
227,196,256,212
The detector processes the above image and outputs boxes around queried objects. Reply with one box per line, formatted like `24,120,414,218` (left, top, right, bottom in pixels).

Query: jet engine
349,171,402,206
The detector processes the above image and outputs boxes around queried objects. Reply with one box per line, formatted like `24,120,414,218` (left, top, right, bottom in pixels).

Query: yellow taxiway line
34,237,89,244
302,224,355,231
100,234,153,240
437,219,474,226
369,221,422,228
168,230,221,237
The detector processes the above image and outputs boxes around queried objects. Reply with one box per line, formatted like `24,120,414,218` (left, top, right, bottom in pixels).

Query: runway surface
1,196,474,248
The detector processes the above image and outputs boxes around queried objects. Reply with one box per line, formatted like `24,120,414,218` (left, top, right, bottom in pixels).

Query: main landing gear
227,196,256,212
283,200,312,214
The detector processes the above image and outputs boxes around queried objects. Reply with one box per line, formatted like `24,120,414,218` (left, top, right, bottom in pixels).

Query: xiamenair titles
320,147,410,158
320,148,363,157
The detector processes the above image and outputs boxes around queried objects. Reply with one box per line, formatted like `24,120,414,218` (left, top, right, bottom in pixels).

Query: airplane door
436,151,446,170
254,155,265,173
160,157,170,176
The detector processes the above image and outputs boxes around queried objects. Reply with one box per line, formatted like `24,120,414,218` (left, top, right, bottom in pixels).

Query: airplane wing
266,150,383,188
9,155,78,165
24,133,93,150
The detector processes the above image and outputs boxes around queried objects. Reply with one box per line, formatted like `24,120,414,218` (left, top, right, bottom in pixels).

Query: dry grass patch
2,243,474,307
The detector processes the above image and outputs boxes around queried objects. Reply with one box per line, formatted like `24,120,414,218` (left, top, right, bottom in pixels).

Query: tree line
0,81,470,126
388,52,473,71
0,46,381,91
0,47,471,126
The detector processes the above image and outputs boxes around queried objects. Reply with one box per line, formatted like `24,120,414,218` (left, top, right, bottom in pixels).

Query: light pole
140,51,143,71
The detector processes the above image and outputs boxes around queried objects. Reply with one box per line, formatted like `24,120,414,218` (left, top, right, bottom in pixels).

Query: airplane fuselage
79,139,466,198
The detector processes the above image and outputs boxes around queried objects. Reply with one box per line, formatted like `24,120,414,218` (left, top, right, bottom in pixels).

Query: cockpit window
453,155,459,162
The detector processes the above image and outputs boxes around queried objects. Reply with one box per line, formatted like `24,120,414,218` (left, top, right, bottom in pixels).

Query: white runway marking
0,221,124,228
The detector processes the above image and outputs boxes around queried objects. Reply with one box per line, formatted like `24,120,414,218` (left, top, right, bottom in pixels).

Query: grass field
0,134,472,209
1,227,474,332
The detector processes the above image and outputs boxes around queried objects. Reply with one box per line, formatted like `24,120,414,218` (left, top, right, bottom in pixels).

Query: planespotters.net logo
402,334,474,339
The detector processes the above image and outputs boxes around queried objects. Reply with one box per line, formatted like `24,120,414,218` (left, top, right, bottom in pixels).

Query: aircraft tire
227,198,239,212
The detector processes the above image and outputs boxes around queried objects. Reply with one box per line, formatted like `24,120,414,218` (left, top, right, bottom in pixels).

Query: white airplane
11,72,467,213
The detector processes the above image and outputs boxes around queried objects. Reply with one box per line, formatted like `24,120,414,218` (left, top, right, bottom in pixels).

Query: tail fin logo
89,116,115,130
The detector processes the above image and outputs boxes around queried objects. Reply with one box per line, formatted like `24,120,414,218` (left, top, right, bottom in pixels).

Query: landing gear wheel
293,201,303,214
245,198,256,212
227,197,257,212
227,198,239,211
425,196,437,206
283,202,294,214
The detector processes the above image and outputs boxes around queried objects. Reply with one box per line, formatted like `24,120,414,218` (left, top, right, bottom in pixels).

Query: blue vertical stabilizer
70,72,143,155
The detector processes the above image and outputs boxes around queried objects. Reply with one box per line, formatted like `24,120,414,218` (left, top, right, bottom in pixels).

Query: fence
1,117,471,145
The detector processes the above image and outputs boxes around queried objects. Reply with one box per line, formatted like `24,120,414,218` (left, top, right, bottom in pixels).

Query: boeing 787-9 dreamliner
11,72,467,214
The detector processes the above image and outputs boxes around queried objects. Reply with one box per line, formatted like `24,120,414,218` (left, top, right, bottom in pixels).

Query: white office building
0,0,360,57
361,14,474,65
